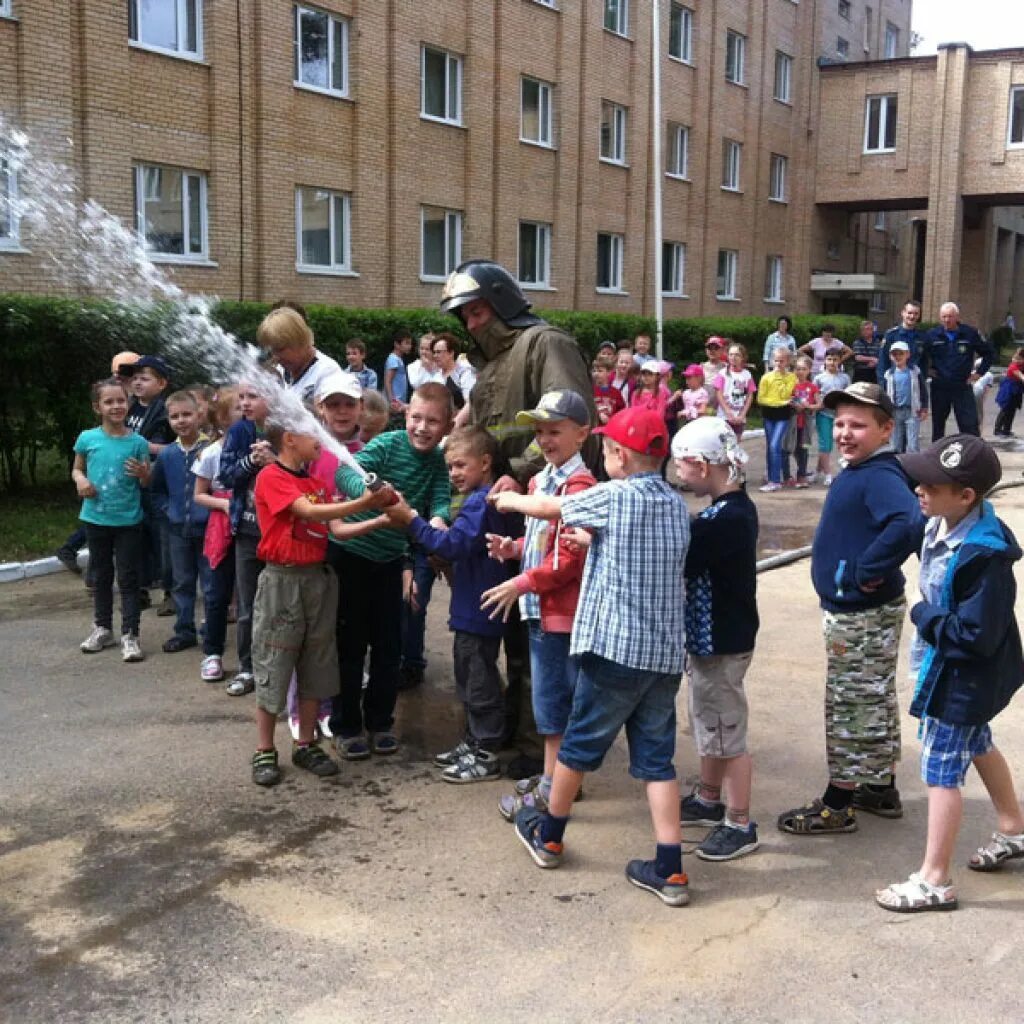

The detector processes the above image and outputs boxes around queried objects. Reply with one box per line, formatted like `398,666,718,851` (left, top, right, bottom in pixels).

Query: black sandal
778,798,857,835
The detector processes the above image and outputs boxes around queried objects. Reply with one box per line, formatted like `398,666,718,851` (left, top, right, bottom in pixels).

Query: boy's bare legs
700,753,752,824
543,735,562,781
647,779,683,845
973,747,1024,835
919,786,962,885
546,762,584,818
256,706,277,750
296,697,321,746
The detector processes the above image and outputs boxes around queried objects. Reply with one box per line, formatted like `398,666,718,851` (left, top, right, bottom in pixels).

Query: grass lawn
0,449,81,563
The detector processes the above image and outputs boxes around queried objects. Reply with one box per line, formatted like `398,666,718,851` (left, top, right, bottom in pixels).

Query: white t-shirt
192,439,225,491
813,370,851,408
407,359,444,390
280,350,343,407
713,368,756,417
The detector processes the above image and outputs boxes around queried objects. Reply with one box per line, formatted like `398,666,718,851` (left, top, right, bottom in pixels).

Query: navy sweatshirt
811,449,923,613
218,419,265,537
921,323,992,385
150,438,210,535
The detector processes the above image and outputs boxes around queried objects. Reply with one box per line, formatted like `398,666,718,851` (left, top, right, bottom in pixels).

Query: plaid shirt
561,473,689,673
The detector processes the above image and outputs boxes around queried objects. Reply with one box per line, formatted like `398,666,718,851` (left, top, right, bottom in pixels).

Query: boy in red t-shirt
250,422,394,787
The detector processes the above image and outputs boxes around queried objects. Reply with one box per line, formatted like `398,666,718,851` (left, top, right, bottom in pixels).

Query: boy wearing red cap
494,407,692,907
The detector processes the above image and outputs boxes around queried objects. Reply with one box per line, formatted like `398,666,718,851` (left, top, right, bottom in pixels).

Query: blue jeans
168,523,209,640
557,653,682,782
891,407,920,453
763,417,790,484
202,543,235,656
401,545,436,671
527,622,578,736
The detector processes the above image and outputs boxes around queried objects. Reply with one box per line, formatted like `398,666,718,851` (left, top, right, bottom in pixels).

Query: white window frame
871,291,887,312
295,187,353,275
0,0,12,17
774,51,792,103
769,153,787,202
884,22,899,58
722,138,742,192
596,232,625,293
128,0,203,61
600,101,628,165
532,0,558,7
764,255,784,302
864,94,898,153
0,156,20,249
293,5,349,98
604,0,629,37
725,31,746,85
662,241,686,297
1008,86,1024,148
420,45,463,126
716,249,738,300
836,36,850,60
520,77,554,148
668,3,693,64
133,164,209,263
666,123,689,179
518,221,552,289
874,210,886,231
420,206,462,281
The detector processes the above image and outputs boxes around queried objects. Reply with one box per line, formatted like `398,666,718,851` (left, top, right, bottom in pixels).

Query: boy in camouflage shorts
779,383,922,835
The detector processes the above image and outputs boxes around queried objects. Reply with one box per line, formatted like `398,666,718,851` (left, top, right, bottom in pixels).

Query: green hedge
0,293,864,491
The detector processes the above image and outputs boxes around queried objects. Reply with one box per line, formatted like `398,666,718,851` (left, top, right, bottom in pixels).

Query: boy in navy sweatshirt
779,382,922,836
380,425,521,783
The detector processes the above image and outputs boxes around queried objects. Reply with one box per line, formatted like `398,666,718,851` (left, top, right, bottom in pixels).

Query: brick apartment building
0,1,1020,328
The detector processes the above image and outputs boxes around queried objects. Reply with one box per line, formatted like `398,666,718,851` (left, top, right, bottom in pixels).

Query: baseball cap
705,336,725,349
122,355,172,380
899,434,1002,496
890,340,910,353
594,406,669,457
684,363,704,378
640,359,662,374
315,371,362,403
671,416,749,481
515,389,590,427
822,381,895,418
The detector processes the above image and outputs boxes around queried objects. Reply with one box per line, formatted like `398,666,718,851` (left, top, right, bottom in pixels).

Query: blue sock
655,843,682,878
540,813,569,844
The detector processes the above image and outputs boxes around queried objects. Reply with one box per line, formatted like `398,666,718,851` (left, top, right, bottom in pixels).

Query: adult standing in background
850,320,881,384
762,316,797,371
407,332,443,391
877,300,926,381
432,333,477,430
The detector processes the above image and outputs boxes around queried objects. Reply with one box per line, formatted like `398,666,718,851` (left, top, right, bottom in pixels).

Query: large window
134,164,208,260
666,123,689,178
129,0,202,59
668,3,693,63
838,0,851,19
294,6,349,96
722,139,741,191
604,0,629,36
296,187,351,272
765,255,784,302
774,51,792,103
836,37,850,60
716,249,738,300
421,206,462,280
421,46,462,125
0,0,11,16
1009,87,1024,147
0,156,19,248
596,232,624,292
518,221,552,287
864,94,898,152
662,242,685,296
884,22,900,58
521,77,554,147
725,31,746,84
600,101,627,164
769,153,787,202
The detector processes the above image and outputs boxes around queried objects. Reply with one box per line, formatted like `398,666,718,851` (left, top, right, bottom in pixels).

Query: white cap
315,371,362,403
640,359,663,374
671,416,749,483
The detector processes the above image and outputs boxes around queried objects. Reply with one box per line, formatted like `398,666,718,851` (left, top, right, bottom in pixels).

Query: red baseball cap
593,406,669,457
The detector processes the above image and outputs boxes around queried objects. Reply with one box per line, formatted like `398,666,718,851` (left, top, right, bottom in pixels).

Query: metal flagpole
651,0,664,358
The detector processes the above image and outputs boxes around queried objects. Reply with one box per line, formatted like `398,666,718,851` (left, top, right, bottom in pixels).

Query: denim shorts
920,716,993,788
528,622,578,736
557,653,681,782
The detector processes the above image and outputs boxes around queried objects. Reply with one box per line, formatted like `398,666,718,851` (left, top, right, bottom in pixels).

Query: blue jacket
407,485,520,639
921,322,992,386
218,419,265,535
150,438,210,534
877,325,926,381
910,502,1023,726
811,449,923,612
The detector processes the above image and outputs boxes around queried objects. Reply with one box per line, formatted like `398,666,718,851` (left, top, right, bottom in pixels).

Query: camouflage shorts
822,599,905,784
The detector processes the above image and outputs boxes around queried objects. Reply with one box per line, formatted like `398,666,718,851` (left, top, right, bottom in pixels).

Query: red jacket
512,466,596,634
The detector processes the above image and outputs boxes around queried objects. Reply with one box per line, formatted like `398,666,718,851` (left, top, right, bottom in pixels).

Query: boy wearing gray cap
882,340,928,453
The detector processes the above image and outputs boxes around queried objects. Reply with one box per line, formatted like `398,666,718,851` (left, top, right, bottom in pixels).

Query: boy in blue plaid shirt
494,406,692,907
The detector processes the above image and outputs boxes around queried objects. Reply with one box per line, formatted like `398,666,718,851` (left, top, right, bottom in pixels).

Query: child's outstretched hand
480,578,522,622
485,533,518,562
76,477,97,499
366,484,401,510
562,527,592,552
378,490,415,524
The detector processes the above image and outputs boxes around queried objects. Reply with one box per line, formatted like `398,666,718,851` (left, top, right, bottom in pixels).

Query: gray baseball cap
515,389,590,426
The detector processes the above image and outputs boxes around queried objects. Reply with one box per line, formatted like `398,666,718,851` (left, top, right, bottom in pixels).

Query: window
294,6,349,96
884,22,899,58
666,123,689,178
838,0,851,19
421,46,462,124
716,249,738,300
596,232,624,291
0,156,19,247
0,0,11,16
864,94,898,152
521,77,554,147
764,255,784,302
296,187,351,272
774,51,792,102
129,0,202,59
836,36,849,59
722,139,741,191
725,31,746,84
871,292,887,312
518,221,552,287
600,101,627,164
1009,87,1024,147
134,164,208,260
533,0,557,6
874,210,886,231
769,153,787,201
604,0,628,36
865,6,874,52
662,242,685,296
421,206,462,280
668,3,693,63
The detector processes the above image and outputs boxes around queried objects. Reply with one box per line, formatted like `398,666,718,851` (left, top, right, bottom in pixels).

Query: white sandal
875,873,958,913
968,831,1024,872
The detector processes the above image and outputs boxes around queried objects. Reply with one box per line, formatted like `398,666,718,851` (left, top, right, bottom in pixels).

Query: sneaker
822,474,833,487
252,749,282,787
226,672,255,696
441,749,501,784
370,731,399,756
156,593,175,616
782,478,798,489
514,808,563,869
288,715,301,741
334,734,371,761
121,634,144,662
795,477,810,489
56,547,82,574
292,741,339,777
499,776,550,822
758,483,781,493
680,791,726,827
162,633,198,653
80,625,115,653
852,785,904,819
434,738,475,768
696,823,760,862
200,655,224,682
625,859,691,907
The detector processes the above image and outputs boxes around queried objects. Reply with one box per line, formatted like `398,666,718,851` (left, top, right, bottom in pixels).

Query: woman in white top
762,315,797,371
407,332,444,390
432,332,477,428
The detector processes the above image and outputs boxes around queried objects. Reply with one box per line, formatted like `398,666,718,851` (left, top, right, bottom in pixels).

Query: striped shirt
561,473,689,674
334,431,450,562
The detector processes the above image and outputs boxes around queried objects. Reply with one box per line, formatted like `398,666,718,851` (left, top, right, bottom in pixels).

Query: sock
725,811,751,829
697,781,722,805
822,784,854,812
655,843,683,878
540,813,569,845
